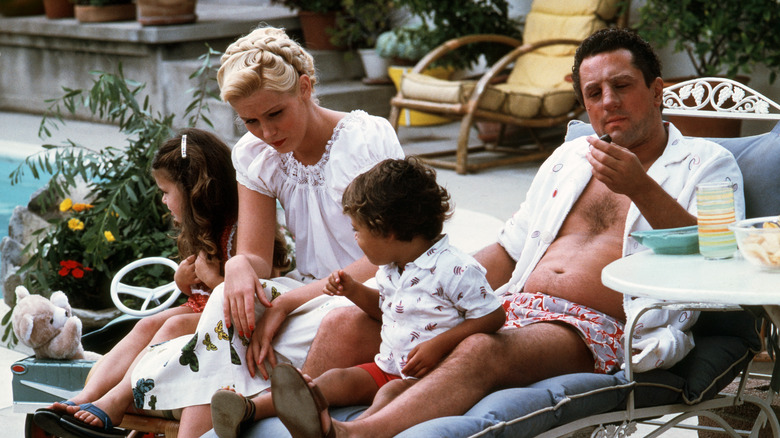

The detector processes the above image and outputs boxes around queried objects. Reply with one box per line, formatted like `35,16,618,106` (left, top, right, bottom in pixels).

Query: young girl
42,128,289,431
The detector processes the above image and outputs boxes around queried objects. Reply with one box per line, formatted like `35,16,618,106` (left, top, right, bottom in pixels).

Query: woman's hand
174,255,198,296
222,255,273,337
245,300,291,379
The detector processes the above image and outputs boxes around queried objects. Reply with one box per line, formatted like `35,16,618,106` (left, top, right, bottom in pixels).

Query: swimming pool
1,144,51,242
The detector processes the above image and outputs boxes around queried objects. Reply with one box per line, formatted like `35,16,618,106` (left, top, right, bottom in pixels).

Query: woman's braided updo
217,27,318,102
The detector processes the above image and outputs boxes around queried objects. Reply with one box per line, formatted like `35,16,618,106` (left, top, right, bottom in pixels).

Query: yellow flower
72,203,94,212
59,198,73,212
67,218,85,231
104,231,115,242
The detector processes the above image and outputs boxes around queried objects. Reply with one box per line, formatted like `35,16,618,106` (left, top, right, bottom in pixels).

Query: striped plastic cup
696,181,737,259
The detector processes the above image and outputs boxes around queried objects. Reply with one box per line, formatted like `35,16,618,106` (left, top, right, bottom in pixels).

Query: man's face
579,49,662,149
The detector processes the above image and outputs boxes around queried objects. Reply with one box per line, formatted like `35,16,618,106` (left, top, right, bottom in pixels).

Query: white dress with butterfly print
374,234,502,378
129,111,403,411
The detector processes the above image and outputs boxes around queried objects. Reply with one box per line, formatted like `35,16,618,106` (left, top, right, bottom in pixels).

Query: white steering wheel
110,257,182,317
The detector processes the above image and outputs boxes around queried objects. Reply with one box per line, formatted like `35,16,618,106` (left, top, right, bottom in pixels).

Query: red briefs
357,362,402,388
501,291,624,374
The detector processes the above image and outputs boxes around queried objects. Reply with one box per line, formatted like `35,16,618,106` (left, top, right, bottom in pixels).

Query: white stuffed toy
11,285,101,360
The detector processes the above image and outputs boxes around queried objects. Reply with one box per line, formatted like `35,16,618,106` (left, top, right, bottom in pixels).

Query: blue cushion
706,122,780,218
397,373,630,438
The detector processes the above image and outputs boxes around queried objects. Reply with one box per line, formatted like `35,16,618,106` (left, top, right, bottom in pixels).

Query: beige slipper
271,364,334,438
211,389,256,438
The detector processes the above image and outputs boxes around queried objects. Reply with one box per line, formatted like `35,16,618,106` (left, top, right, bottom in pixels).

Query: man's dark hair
571,27,662,105
342,157,452,241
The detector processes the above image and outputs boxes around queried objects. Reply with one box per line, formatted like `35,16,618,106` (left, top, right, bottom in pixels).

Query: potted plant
637,0,780,82
136,0,197,26
74,0,135,23
43,0,73,19
636,0,780,136
270,0,344,50
382,0,522,70
330,0,396,82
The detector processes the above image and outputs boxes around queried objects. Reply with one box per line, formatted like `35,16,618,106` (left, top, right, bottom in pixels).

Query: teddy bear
11,285,101,361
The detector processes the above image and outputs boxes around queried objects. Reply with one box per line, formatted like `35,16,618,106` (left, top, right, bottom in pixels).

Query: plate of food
730,216,780,270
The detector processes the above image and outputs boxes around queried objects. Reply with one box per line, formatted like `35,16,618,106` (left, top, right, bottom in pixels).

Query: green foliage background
6,48,221,314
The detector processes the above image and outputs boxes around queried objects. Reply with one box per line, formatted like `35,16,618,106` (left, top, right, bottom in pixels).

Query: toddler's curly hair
343,157,452,241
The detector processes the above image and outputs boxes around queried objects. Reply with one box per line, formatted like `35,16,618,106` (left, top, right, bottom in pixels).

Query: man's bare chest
559,180,631,238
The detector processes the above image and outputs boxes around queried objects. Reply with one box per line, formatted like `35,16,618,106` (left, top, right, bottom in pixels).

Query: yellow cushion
400,73,476,104
507,52,575,90
476,87,507,112
495,83,576,118
523,11,607,57
532,0,619,20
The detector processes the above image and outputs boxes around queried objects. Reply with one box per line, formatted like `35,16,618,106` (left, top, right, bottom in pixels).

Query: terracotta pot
0,0,44,16
136,0,196,26
663,76,750,138
74,3,136,23
43,0,73,18
298,10,342,51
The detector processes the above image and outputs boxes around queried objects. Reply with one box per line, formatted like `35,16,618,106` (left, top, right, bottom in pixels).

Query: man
238,27,744,438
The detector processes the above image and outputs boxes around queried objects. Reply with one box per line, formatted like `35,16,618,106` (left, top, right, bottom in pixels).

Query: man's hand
586,135,650,196
401,338,449,378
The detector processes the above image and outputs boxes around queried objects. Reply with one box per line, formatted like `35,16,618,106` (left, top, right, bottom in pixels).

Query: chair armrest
409,34,523,75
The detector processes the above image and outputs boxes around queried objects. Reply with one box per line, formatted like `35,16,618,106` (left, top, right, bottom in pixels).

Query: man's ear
652,77,664,105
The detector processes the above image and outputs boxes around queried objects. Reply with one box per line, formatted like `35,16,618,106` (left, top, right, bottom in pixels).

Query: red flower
58,260,92,279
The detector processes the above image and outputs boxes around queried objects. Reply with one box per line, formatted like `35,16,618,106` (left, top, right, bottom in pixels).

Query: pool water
1,156,51,242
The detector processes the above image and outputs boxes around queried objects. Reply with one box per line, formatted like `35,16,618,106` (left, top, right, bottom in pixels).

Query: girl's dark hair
342,157,452,241
152,128,238,261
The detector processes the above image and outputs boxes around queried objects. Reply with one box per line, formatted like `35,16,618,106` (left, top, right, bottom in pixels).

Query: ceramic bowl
630,225,700,255
730,216,780,270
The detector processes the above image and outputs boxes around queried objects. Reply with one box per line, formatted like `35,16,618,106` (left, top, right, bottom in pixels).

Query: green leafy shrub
378,0,522,68
637,0,780,83
9,48,221,311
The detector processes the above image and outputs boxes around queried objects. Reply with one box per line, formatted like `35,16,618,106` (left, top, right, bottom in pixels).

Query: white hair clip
180,134,188,158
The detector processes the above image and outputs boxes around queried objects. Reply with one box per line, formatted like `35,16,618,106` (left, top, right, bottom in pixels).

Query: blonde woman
38,26,403,438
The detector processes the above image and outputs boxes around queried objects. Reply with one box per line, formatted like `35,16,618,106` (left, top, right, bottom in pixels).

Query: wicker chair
388,0,628,174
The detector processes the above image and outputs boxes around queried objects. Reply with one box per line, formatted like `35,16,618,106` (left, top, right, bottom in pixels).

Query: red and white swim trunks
501,292,624,374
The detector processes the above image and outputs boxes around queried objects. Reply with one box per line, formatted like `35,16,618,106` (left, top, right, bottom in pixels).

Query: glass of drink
696,181,737,259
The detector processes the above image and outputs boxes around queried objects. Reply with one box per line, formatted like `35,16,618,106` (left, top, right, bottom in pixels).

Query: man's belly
522,234,626,321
